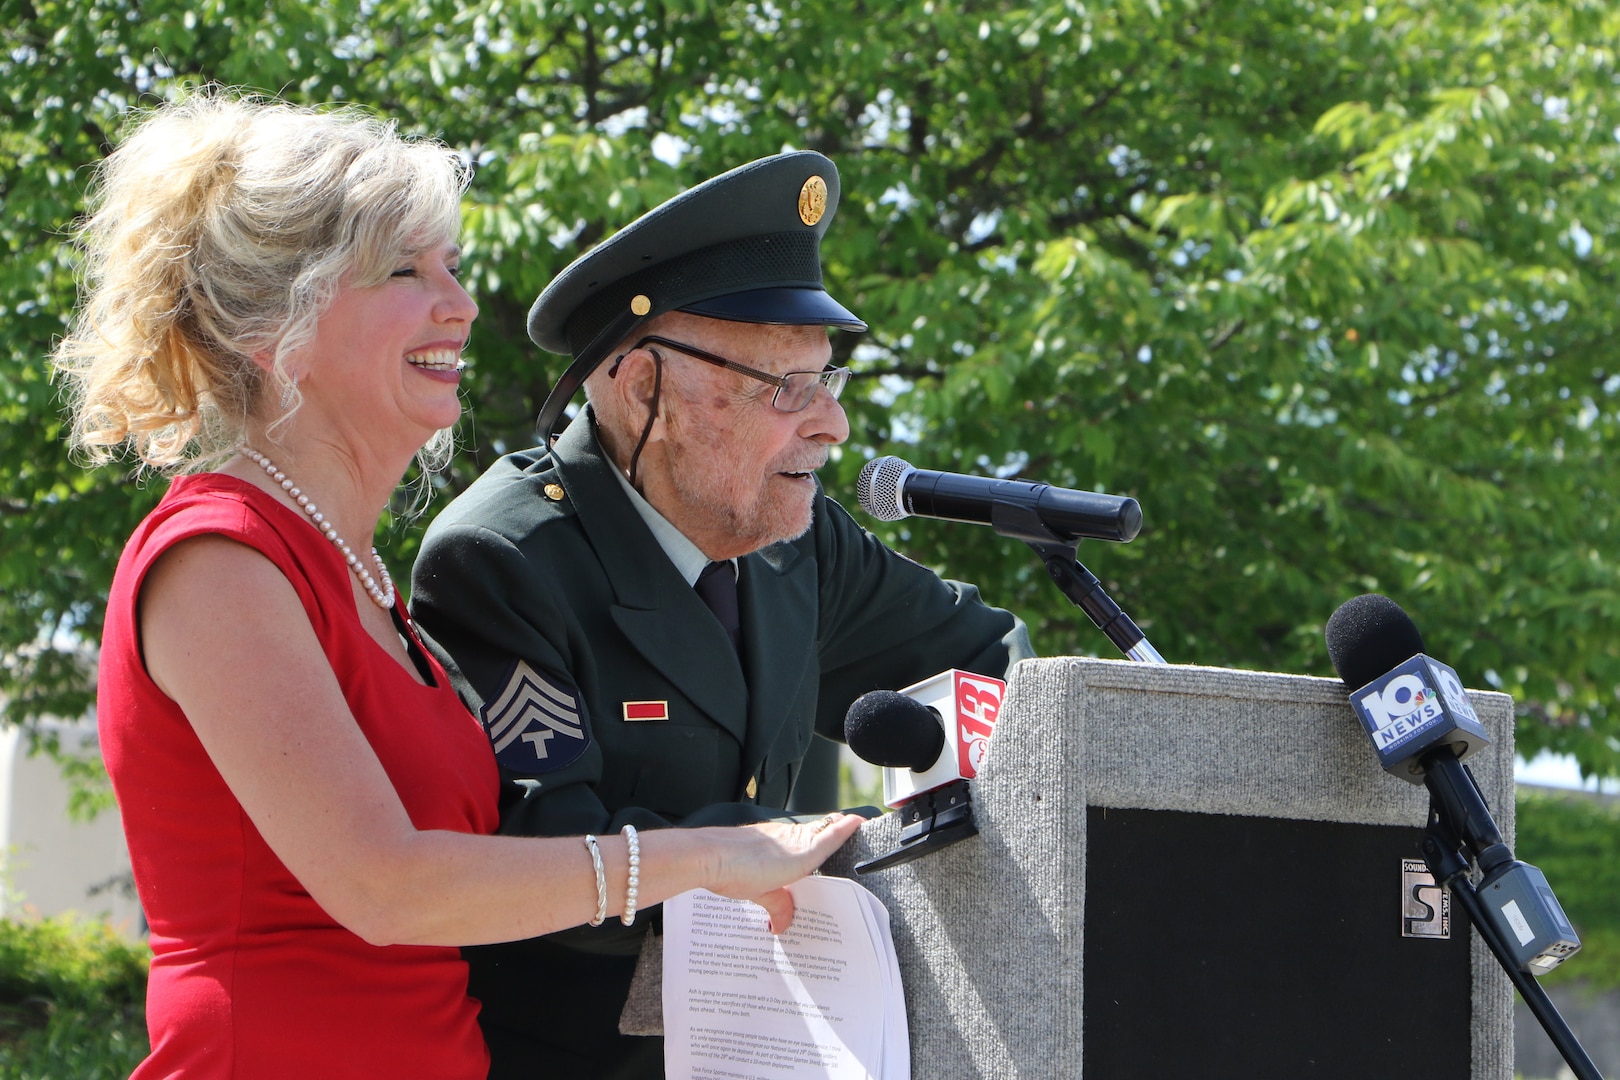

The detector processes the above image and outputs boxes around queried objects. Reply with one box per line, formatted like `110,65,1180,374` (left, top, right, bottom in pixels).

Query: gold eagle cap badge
798,175,828,226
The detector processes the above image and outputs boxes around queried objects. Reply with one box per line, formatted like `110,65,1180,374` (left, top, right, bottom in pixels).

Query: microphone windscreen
1324,594,1428,690
856,456,911,522
844,689,945,771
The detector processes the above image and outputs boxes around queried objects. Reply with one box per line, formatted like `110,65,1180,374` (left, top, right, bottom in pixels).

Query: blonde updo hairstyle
53,88,471,471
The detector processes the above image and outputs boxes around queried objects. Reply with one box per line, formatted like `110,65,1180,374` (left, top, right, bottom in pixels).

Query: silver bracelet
620,824,641,926
583,834,607,926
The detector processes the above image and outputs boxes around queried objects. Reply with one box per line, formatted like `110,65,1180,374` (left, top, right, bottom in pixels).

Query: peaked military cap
529,150,867,443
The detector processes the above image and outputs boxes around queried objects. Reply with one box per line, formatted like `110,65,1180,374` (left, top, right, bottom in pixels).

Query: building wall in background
0,719,142,936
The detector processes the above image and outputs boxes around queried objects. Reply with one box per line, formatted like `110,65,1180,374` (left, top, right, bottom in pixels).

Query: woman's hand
699,813,866,933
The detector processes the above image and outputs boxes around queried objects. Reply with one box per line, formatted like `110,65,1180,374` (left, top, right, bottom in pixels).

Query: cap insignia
798,176,828,227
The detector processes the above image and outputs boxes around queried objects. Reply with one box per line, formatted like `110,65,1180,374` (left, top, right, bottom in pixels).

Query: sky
1515,751,1620,795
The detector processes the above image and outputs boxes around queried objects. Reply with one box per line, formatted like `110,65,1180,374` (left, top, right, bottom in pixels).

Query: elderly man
412,151,1032,1079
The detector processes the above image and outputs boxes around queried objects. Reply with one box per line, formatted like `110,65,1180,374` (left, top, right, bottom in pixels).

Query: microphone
844,691,944,772
1325,594,1580,976
1324,593,1492,784
857,456,1142,544
843,669,1007,873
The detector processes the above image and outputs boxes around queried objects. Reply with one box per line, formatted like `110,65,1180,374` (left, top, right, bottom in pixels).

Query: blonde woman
53,89,859,1080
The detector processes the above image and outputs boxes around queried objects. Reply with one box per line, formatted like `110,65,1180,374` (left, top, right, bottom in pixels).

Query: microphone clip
853,778,978,875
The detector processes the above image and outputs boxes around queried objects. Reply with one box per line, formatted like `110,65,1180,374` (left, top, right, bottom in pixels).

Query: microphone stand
987,501,1166,664
855,501,1162,875
1420,782,1605,1079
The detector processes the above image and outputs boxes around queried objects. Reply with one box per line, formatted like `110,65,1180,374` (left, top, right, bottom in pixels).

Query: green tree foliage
3,0,1618,777
0,915,147,1076
1515,791,1620,988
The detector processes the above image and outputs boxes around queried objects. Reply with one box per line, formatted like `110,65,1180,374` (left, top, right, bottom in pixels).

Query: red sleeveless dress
99,473,498,1078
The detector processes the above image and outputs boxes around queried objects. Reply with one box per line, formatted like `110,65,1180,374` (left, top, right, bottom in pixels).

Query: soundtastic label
1401,858,1451,939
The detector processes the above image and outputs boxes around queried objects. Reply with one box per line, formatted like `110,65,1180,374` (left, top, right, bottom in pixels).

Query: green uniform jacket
410,409,1032,1075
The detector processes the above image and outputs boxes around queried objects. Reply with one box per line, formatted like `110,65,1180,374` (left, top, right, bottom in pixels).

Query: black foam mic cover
1324,593,1428,690
843,690,946,772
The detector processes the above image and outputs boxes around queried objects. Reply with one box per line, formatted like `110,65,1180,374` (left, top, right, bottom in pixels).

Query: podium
824,657,1517,1079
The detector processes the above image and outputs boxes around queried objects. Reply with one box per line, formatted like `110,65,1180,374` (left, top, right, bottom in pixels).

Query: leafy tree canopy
4,0,1618,779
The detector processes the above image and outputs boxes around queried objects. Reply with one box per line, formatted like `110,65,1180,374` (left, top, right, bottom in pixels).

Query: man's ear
610,345,663,418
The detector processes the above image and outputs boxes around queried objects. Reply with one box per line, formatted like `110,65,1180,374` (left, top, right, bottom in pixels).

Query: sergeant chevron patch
479,659,591,773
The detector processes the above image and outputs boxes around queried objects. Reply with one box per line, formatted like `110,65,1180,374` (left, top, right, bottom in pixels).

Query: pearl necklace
240,447,396,610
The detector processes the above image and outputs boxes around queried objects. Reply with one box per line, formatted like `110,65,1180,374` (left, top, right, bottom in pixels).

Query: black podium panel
1084,806,1474,1079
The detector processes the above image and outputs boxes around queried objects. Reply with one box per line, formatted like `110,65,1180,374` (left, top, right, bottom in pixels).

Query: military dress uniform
411,408,1029,1075
410,149,1032,1078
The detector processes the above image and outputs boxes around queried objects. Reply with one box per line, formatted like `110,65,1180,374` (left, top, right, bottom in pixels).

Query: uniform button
745,776,758,799
544,483,565,502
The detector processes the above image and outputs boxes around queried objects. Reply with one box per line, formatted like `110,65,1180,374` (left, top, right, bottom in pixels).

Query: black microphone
842,671,1008,873
857,456,1141,544
1325,594,1580,976
1325,593,1491,783
844,690,945,772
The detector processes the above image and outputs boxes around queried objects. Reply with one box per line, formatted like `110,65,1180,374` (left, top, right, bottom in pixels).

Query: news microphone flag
1345,653,1492,784
879,670,1006,809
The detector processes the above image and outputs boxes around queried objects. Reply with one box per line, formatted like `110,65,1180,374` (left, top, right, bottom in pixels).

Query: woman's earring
280,375,298,412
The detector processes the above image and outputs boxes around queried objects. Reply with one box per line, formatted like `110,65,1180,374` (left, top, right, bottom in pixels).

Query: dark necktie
694,561,742,655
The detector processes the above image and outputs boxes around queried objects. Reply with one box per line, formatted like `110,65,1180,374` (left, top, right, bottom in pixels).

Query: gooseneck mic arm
996,500,1167,665
1031,538,1166,664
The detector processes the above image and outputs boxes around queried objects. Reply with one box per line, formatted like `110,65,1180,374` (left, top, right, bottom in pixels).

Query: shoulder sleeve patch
479,659,591,774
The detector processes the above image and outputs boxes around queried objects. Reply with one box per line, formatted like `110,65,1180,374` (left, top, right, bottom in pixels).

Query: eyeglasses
631,335,850,413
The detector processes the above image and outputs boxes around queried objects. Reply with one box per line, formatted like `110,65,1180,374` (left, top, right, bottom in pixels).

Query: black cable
625,347,663,488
